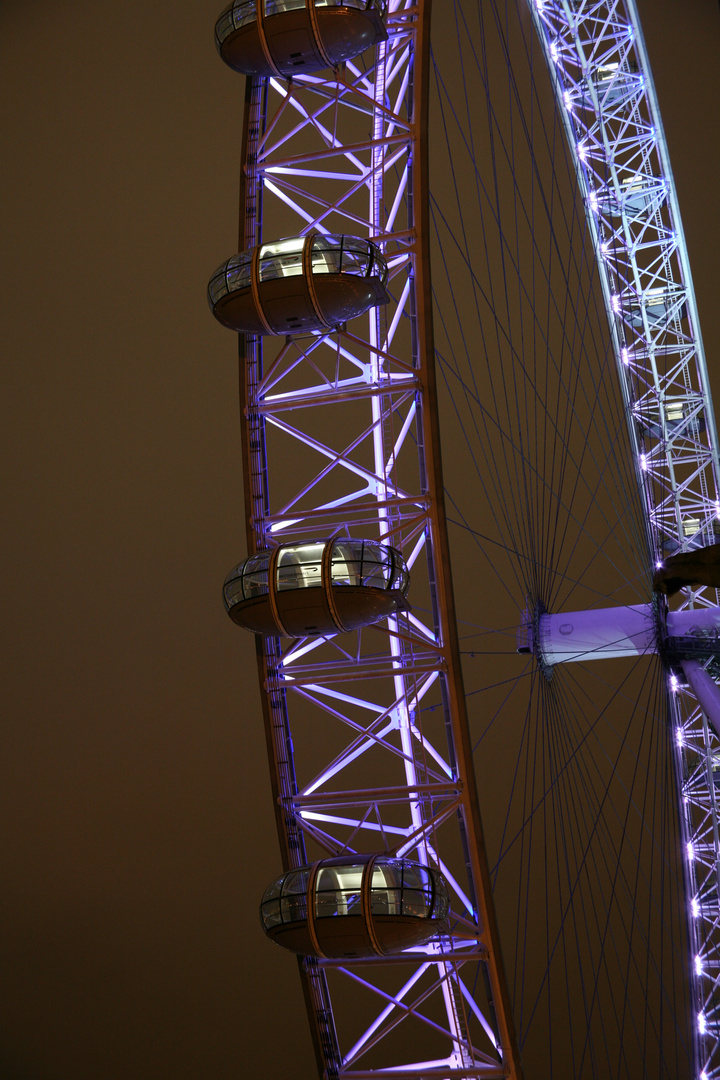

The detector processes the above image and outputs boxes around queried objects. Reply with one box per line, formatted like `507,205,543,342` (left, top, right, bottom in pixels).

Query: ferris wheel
208,2,720,1079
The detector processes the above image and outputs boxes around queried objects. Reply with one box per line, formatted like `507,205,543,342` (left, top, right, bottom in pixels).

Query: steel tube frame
525,3,720,1077
235,3,522,1078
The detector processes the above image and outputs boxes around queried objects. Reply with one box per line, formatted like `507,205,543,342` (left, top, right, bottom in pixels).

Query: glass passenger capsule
215,0,387,78
223,538,410,637
260,855,450,958
208,234,389,336
627,287,687,329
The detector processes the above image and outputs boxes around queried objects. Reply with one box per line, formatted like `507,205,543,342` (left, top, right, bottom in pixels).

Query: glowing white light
588,191,599,213
692,897,700,918
699,1011,707,1034
549,41,559,62
640,453,648,471
715,501,720,520
564,90,573,112
600,241,609,256
578,142,588,162
621,346,629,365
701,1071,709,1080
611,294,621,314
676,727,684,746
656,560,663,569
696,955,704,976
688,841,695,861
671,674,679,693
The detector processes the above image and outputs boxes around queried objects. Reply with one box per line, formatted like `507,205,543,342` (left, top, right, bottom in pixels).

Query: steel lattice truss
527,1,720,1076
237,3,521,1078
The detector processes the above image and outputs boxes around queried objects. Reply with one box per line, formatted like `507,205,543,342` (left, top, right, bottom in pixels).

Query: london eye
209,2,720,1078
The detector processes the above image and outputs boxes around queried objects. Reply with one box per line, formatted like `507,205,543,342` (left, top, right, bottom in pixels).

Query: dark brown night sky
1,2,718,1078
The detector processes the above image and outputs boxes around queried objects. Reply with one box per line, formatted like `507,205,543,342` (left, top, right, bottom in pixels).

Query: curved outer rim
526,2,720,1077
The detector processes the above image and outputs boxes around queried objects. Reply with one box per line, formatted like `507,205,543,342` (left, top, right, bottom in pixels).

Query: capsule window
330,541,363,586
242,552,271,598
262,898,283,927
276,544,324,590
216,0,257,42
265,0,305,13
370,862,403,915
257,238,305,282
315,863,365,918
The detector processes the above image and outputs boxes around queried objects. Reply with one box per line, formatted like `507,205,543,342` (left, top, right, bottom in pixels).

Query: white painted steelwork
527,2,720,1076
532,604,720,666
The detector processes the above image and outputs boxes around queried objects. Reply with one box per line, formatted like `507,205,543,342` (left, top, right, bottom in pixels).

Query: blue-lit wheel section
427,1,719,1078
210,0,719,1078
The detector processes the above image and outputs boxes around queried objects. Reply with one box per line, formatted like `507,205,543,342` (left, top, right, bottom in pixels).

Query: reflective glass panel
265,0,305,13
280,893,308,923
431,871,450,920
310,236,343,275
223,573,245,609
401,864,431,891
340,239,371,277
258,253,303,281
283,868,309,895
276,544,324,590
401,889,432,918
226,253,252,292
372,860,404,889
241,552,271,599
215,2,258,45
330,540,363,586
261,898,282,928
262,876,283,903
208,266,230,305
359,543,392,589
315,862,364,917
369,888,402,915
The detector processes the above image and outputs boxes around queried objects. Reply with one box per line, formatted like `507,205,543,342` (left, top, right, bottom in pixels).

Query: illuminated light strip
263,177,330,231
342,964,431,1066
